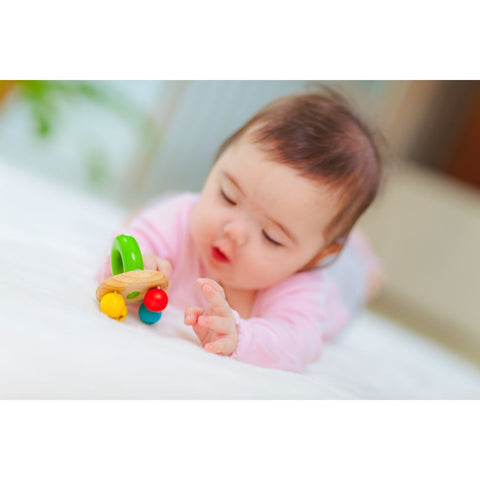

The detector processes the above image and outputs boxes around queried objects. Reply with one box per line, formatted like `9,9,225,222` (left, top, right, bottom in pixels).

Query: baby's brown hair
215,87,384,247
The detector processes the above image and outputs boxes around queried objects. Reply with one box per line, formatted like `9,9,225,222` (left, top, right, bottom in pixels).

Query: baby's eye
220,189,236,205
263,230,282,247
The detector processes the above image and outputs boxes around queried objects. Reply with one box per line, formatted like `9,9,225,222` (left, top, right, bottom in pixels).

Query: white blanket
1,160,479,399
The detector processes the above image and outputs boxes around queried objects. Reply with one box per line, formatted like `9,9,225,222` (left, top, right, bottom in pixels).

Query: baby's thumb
142,253,158,271
156,258,173,278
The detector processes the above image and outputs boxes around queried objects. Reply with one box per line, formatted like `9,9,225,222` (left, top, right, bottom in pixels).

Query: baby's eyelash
263,230,282,247
220,189,236,205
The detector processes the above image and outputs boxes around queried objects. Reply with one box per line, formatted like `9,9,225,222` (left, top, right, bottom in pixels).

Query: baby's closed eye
262,230,283,246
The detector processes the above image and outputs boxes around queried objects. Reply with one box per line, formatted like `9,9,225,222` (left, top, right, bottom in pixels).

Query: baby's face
190,134,341,291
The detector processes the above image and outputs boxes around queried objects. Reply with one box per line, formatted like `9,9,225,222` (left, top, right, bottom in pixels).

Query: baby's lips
212,245,230,262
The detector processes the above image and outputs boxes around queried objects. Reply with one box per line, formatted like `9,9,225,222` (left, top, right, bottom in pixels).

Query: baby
98,90,384,372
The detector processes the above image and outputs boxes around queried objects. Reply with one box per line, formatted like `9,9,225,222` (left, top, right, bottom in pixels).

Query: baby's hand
142,253,172,279
184,278,238,356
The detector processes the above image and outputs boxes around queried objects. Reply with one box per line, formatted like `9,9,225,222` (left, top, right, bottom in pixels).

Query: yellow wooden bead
100,292,127,321
118,305,128,322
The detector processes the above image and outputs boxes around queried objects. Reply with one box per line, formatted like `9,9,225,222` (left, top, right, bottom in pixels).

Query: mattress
1,160,479,399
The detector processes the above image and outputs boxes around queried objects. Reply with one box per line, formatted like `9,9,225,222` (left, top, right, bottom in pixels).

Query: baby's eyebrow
222,170,245,196
221,170,298,245
265,212,298,246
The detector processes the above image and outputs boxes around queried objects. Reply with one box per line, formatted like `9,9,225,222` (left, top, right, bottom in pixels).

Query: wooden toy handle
96,270,168,305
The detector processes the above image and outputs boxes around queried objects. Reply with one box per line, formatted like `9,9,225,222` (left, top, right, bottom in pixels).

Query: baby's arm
185,271,344,372
230,277,337,372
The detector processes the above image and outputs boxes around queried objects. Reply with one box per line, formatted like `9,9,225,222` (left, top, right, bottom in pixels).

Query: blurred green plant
7,80,144,137
0,80,163,198
0,80,145,137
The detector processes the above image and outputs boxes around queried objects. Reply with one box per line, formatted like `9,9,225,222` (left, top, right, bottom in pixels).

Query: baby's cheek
192,203,216,240
254,251,298,285
190,210,206,244
242,250,279,286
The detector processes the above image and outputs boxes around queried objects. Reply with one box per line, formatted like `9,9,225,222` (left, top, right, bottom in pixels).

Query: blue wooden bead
138,303,162,325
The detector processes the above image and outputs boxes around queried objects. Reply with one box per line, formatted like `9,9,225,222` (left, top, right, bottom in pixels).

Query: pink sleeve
230,270,349,373
96,193,192,283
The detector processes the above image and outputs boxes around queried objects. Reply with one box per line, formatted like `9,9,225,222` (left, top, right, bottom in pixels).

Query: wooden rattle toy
96,234,169,324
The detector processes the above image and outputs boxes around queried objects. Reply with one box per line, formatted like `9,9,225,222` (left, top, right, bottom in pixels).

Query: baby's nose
223,221,248,246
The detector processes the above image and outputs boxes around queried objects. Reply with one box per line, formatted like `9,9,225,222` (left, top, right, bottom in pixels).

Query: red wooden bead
144,288,169,312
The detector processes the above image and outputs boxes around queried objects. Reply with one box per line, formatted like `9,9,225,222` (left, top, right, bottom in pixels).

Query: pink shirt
97,192,378,372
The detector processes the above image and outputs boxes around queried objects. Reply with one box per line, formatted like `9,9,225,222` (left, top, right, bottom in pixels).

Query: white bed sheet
1,160,479,399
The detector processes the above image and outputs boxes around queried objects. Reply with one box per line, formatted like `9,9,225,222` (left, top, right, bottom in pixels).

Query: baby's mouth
211,246,230,263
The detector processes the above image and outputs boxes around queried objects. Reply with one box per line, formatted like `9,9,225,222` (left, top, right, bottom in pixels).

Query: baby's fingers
198,315,234,334
205,337,236,356
156,258,173,278
184,306,204,326
197,279,229,312
197,278,226,297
